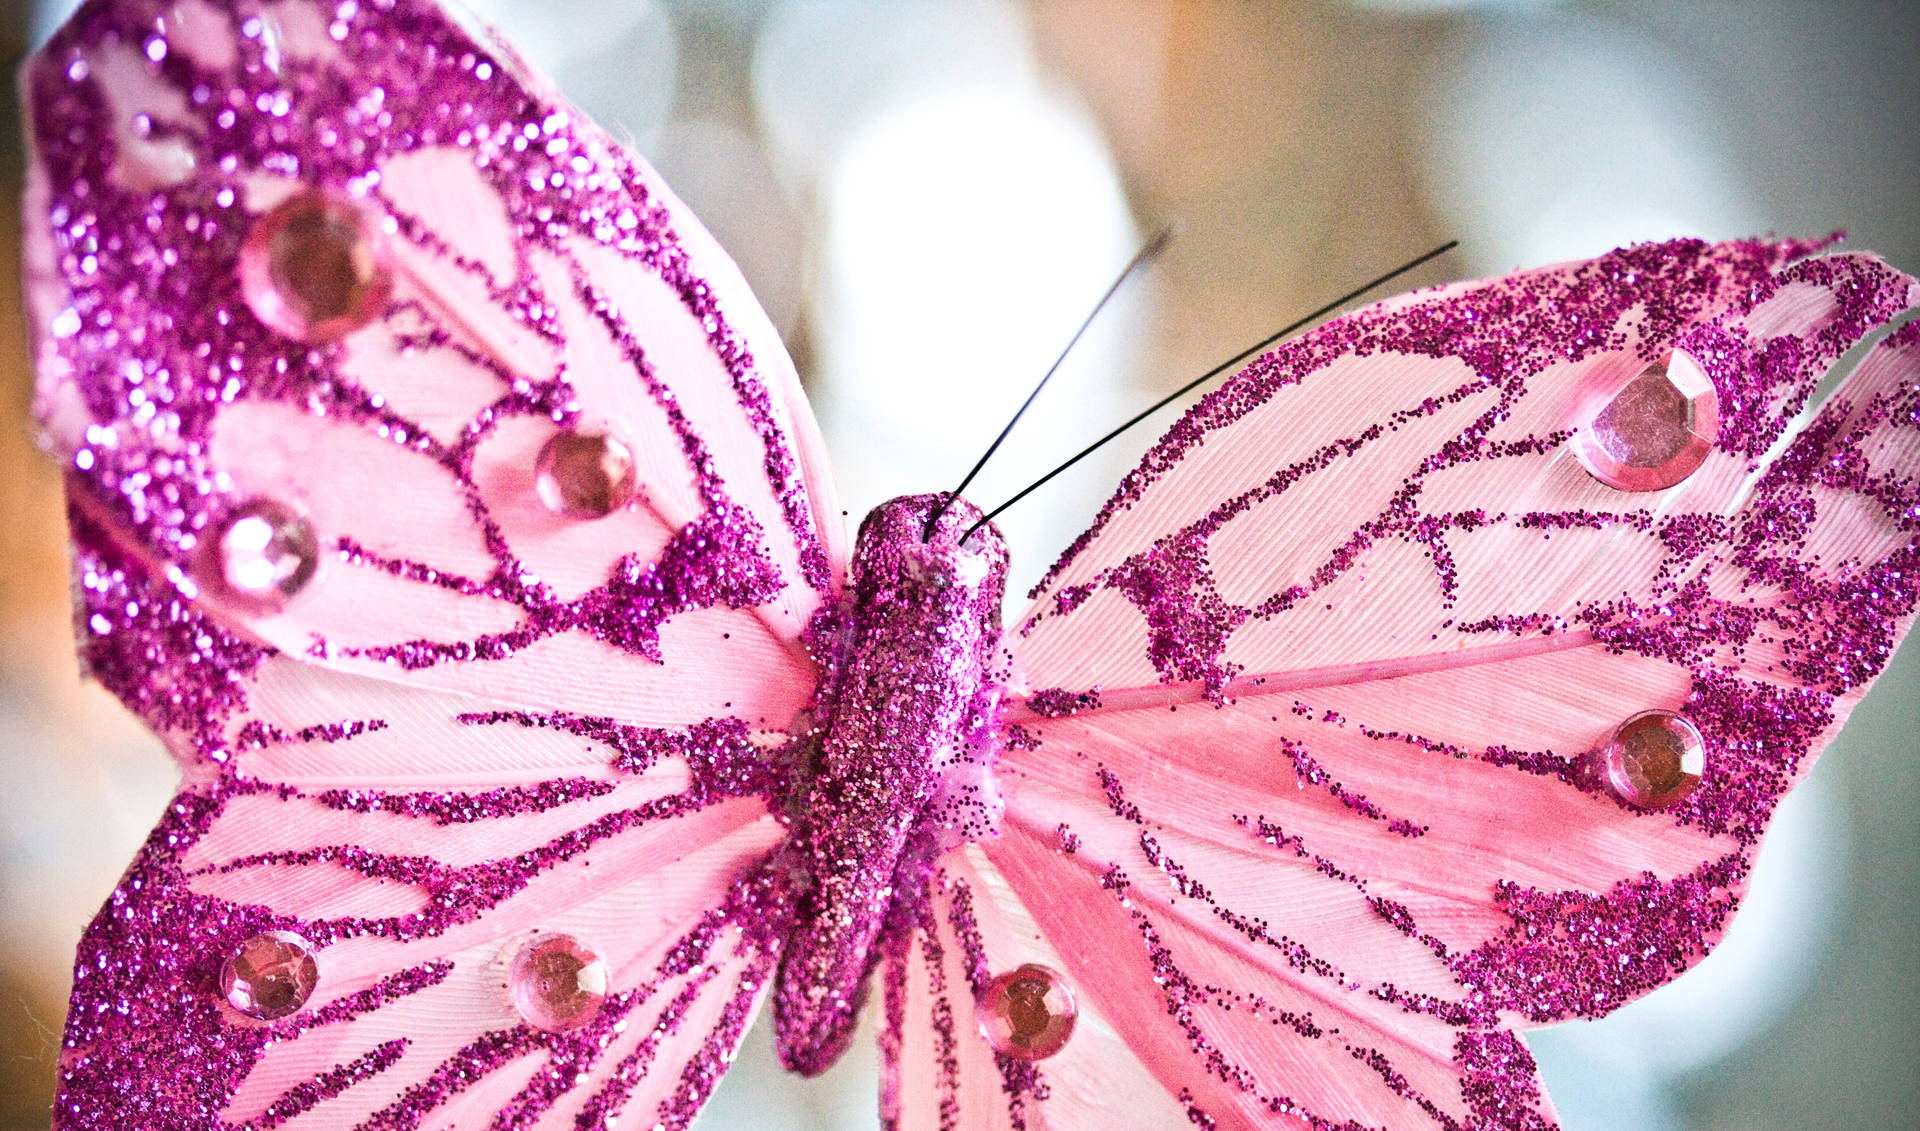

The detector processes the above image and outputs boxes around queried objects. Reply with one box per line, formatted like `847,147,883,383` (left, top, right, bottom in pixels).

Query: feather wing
26,0,843,729
57,517,789,1129
987,240,1920,1127
24,0,841,1125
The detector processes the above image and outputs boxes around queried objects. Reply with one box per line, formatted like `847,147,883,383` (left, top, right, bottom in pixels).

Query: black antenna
960,239,1458,543
923,223,1177,540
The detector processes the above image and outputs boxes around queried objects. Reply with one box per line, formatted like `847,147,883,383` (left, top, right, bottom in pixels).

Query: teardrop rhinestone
1604,709,1706,809
219,930,320,1020
238,190,393,343
977,963,1077,1061
533,431,637,519
214,498,319,605
1572,350,1719,491
509,934,609,1032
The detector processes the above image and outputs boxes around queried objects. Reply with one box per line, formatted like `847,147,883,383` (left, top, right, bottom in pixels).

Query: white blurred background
2,1,1916,1128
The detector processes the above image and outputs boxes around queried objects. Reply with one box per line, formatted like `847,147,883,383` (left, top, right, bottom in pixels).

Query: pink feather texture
19,0,1920,1128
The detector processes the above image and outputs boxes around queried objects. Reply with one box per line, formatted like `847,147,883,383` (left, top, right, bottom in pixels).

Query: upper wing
24,0,845,733
982,239,1920,1127
22,0,843,1125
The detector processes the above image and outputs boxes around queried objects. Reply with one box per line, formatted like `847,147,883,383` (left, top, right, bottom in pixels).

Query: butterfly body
774,494,1009,1075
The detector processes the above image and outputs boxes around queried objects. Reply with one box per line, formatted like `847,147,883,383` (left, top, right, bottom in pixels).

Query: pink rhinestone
509,934,609,1032
976,963,1077,1060
533,431,637,519
213,498,319,605
1572,350,1718,491
1604,709,1706,809
219,930,320,1020
238,189,392,343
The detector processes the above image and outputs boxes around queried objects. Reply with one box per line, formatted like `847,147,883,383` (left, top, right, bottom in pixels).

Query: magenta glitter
23,0,1920,1127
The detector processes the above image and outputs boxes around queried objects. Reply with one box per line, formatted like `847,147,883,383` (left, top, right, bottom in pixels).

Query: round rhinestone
238,189,393,343
219,930,320,1020
509,933,609,1032
976,963,1077,1061
214,498,319,605
533,431,637,519
1572,350,1718,491
1604,709,1706,809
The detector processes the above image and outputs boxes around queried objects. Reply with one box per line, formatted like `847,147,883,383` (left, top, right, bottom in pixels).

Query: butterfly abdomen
773,495,1009,1075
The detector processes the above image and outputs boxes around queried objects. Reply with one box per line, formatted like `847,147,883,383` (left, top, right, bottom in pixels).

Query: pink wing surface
23,0,841,1125
986,240,1920,1128
875,846,1194,1131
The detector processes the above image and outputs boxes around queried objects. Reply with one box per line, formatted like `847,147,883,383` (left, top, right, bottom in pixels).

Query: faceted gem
238,190,393,343
214,498,319,605
1572,350,1719,491
219,930,320,1020
534,431,637,519
976,963,1077,1060
1604,709,1707,809
509,934,609,1032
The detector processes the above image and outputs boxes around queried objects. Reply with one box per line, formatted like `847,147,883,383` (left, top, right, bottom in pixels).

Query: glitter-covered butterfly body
24,1,1920,1129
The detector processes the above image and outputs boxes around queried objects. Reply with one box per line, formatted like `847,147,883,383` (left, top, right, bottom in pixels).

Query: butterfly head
856,494,1010,604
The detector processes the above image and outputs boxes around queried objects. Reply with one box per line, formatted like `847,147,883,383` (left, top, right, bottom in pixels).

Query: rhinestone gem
238,189,392,343
533,431,637,519
1604,709,1706,809
977,963,1077,1061
509,933,608,1032
219,930,320,1020
1572,350,1718,491
214,498,319,604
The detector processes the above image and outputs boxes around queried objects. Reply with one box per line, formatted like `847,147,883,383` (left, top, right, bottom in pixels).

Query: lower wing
58,519,788,1130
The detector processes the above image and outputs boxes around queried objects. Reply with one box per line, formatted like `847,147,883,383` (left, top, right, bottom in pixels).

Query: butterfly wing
27,0,843,724
958,240,1920,1128
62,529,787,1128
25,0,842,1124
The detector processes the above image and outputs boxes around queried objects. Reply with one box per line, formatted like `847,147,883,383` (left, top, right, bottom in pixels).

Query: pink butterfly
21,1,1920,1128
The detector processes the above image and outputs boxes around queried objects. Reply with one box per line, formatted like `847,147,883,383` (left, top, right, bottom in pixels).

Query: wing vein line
1008,630,1600,719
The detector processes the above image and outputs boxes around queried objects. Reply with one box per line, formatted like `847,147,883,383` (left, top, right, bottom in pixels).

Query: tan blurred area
1,2,1916,1129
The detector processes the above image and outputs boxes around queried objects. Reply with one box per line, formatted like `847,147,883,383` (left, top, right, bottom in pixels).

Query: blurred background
1,0,1916,1127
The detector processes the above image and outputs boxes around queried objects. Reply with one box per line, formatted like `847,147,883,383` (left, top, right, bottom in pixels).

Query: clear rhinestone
1604,709,1706,809
533,431,637,519
219,930,319,1020
214,498,319,605
977,963,1077,1061
238,189,392,343
509,933,608,1032
1572,350,1718,491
